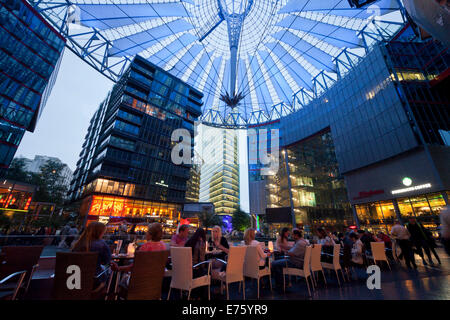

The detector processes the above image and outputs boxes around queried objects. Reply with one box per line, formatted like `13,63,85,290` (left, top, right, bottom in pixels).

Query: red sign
353,190,384,200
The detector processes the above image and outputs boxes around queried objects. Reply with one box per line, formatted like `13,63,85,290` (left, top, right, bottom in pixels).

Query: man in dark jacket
406,218,433,265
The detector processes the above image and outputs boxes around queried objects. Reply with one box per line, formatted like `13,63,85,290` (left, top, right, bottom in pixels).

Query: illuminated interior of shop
357,192,447,234
88,195,181,219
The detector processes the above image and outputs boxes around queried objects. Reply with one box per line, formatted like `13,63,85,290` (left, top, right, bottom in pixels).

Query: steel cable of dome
233,0,286,115
105,0,224,98
237,0,342,99
237,0,343,99
237,0,279,117
65,0,222,96
178,0,229,102
242,0,392,101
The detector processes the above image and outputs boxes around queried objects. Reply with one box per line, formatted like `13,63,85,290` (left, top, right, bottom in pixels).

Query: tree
4,158,30,182
197,207,224,233
37,159,68,206
232,209,251,232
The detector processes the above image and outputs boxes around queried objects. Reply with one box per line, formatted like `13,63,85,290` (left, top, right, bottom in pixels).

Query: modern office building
265,29,449,235
249,123,353,237
0,0,65,176
199,125,239,226
186,163,201,203
69,56,203,228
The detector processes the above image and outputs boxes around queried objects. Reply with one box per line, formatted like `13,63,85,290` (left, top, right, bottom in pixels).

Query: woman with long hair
185,227,206,265
243,228,270,268
184,228,208,299
209,226,229,254
276,227,292,253
72,222,111,284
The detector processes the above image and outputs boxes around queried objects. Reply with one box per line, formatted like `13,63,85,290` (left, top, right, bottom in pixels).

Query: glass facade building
199,125,239,221
249,125,353,237
275,33,449,235
69,56,203,228
0,0,65,175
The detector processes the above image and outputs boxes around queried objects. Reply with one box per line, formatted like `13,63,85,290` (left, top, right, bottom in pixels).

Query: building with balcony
69,56,203,229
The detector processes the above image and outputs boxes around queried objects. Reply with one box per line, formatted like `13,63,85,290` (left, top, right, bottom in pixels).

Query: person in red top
170,224,189,247
111,223,168,273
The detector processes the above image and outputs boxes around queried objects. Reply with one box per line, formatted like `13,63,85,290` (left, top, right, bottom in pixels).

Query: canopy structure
29,0,406,128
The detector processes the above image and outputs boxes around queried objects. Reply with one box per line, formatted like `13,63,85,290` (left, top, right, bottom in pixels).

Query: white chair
282,246,313,296
321,244,346,287
370,242,391,270
243,246,272,299
167,247,211,300
212,246,247,300
310,244,326,287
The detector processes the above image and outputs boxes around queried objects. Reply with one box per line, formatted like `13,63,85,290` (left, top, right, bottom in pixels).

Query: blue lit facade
0,0,65,175
251,33,450,235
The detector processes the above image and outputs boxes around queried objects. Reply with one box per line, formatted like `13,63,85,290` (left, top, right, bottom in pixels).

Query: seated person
170,224,189,247
111,223,168,274
276,227,292,255
185,228,208,299
271,229,308,289
350,233,364,267
72,221,111,291
316,227,334,246
208,226,229,269
244,228,270,269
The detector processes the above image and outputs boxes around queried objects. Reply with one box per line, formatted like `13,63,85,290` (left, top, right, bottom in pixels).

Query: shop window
426,193,446,214
409,196,432,218
397,197,414,219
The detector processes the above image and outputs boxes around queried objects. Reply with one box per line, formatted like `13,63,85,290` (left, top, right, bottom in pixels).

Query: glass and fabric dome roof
30,0,404,127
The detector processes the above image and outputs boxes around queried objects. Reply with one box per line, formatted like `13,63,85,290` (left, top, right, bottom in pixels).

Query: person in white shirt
316,227,334,246
243,228,270,267
349,233,364,266
391,220,417,269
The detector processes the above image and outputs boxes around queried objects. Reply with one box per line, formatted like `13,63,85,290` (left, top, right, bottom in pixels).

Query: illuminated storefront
0,180,35,226
0,180,34,211
355,192,447,235
81,195,183,234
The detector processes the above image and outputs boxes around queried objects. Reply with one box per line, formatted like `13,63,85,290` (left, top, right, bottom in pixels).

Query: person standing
422,227,441,264
440,206,450,256
406,218,433,265
391,220,417,269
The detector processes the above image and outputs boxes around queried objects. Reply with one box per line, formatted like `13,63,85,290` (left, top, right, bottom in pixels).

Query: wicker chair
124,250,169,300
52,252,98,300
0,246,44,299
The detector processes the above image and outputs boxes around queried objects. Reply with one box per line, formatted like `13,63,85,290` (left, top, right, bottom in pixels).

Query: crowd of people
2,206,449,298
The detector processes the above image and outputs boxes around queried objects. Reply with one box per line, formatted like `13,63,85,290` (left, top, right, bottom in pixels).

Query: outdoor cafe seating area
0,239,397,300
